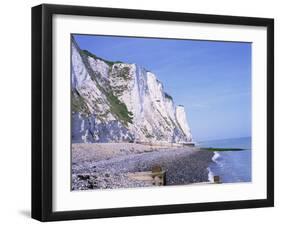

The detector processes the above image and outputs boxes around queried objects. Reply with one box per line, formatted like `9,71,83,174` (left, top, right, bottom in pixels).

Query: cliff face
71,37,193,144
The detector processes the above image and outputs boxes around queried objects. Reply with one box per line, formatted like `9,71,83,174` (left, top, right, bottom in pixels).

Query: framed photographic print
31,4,274,221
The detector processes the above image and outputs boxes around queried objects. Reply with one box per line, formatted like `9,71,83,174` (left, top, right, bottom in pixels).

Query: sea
198,137,252,183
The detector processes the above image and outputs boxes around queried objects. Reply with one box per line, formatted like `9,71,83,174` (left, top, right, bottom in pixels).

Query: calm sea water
198,137,252,183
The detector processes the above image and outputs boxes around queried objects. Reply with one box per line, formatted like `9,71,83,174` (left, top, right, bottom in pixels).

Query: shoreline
72,143,214,190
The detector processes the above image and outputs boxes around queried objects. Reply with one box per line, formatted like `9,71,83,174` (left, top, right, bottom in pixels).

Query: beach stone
72,147,214,190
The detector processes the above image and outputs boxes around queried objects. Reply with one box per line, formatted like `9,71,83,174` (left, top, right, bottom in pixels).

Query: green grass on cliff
71,90,90,115
106,91,133,125
78,48,133,126
118,66,131,80
82,49,123,67
200,147,244,152
164,92,173,100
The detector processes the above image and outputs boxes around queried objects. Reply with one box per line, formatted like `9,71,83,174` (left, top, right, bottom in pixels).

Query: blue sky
74,34,252,141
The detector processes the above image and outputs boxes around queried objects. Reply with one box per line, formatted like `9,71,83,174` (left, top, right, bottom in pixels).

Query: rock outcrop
71,36,193,144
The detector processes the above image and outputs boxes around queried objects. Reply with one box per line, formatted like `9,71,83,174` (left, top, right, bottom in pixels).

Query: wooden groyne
128,166,221,186
190,175,221,185
128,166,166,186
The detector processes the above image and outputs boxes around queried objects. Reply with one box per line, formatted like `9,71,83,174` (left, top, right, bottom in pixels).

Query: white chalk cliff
71,37,193,144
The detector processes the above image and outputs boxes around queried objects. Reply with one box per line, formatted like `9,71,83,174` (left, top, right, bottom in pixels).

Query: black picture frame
32,3,274,222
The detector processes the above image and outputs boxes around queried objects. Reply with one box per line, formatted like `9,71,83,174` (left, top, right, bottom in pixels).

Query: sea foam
207,167,214,182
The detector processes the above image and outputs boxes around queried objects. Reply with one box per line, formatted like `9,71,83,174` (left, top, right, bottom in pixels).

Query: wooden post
213,175,220,183
151,166,166,186
152,165,162,173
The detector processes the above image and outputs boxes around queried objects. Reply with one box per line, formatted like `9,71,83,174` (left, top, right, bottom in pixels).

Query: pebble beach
72,143,214,190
